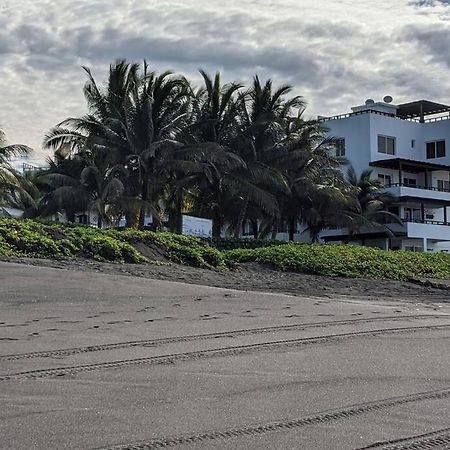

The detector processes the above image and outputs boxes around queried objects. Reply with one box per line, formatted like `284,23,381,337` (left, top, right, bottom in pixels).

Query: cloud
1,0,450,164
409,0,450,6
401,23,450,68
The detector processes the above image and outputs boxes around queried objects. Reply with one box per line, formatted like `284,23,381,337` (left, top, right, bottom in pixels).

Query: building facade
319,98,450,252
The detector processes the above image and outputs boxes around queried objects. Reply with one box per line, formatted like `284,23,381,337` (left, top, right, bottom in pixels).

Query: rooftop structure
319,98,450,124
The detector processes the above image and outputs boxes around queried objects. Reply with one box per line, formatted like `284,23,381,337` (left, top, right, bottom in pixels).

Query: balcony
321,218,450,242
395,219,450,241
384,183,450,202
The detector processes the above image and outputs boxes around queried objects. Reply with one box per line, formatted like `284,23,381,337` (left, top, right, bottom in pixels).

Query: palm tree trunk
138,177,149,230
251,219,258,239
288,217,296,241
212,213,222,238
234,198,249,238
169,194,183,234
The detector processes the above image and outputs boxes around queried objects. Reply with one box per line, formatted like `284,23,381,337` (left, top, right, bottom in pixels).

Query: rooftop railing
318,109,450,123
318,109,396,122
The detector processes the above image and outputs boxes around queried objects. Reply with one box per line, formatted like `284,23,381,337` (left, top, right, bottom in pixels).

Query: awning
370,158,450,173
397,100,450,120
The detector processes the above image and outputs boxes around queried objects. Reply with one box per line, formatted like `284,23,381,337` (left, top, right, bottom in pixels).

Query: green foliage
206,237,287,251
2,219,449,281
225,243,450,280
0,218,226,268
116,229,227,269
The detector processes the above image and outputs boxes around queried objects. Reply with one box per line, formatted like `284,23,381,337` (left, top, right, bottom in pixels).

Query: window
426,140,446,159
404,208,421,221
404,245,424,252
437,179,450,192
378,173,392,186
378,135,396,155
77,214,88,225
334,138,346,157
411,140,415,148
403,177,416,187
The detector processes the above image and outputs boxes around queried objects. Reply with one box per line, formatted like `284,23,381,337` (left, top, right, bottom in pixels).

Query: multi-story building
319,98,450,252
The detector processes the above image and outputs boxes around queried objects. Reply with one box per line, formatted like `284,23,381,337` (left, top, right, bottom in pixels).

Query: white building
319,98,450,252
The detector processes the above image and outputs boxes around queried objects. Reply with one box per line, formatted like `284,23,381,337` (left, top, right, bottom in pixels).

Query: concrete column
423,238,428,252
385,238,390,251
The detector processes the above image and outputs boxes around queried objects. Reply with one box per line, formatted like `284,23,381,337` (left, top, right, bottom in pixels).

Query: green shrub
2,218,449,281
225,243,450,280
116,229,227,269
0,218,224,268
205,236,287,251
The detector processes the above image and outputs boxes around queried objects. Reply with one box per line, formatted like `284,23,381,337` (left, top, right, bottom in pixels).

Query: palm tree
44,61,191,229
346,166,401,235
271,114,357,241
0,129,34,212
190,70,242,145
225,76,304,236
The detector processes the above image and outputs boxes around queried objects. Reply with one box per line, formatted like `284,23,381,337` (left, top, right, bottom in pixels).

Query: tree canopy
2,60,396,239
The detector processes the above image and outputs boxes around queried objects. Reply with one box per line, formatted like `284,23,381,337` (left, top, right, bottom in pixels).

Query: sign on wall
182,215,212,238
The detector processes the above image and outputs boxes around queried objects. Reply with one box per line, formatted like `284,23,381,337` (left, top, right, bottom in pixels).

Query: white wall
323,114,371,174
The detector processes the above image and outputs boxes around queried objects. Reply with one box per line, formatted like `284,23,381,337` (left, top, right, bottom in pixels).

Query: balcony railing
401,218,450,226
385,182,450,193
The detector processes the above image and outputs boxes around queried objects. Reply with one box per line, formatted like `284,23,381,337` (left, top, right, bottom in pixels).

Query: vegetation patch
2,218,450,281
116,229,227,270
205,237,287,251
225,244,450,281
0,218,226,268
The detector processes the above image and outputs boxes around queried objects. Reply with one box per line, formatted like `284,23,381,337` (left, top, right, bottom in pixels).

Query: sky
1,0,450,163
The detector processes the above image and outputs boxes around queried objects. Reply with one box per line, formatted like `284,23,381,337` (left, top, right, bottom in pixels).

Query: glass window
334,138,346,157
378,135,396,155
386,137,395,155
378,135,385,153
437,140,446,158
403,178,416,187
426,140,446,159
378,174,392,186
437,180,450,192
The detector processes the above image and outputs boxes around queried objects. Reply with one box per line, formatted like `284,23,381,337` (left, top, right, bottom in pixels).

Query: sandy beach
1,260,450,449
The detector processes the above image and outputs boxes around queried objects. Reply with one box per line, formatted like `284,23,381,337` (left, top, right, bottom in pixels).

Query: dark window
334,138,346,157
77,214,88,225
403,178,416,187
437,180,450,192
378,135,395,155
378,174,392,186
426,140,446,159
411,139,415,148
437,140,446,157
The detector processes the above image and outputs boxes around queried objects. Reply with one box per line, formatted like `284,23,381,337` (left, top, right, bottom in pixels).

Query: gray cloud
401,23,450,67
2,0,450,164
